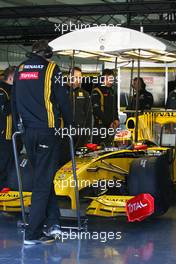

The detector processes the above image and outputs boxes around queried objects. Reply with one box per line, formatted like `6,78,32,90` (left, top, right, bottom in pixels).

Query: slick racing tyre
128,154,173,216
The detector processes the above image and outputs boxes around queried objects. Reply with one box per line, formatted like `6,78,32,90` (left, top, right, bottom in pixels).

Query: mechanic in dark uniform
127,77,154,111
0,66,16,190
91,69,119,144
12,40,72,245
166,88,176,109
68,67,92,148
59,67,92,166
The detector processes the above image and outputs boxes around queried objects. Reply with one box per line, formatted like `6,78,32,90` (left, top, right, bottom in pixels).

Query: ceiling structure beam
1,24,176,36
0,2,176,43
0,1,176,19
1,23,176,44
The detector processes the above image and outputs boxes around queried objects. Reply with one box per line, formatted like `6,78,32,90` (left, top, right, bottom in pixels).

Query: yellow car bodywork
54,147,171,211
86,195,134,217
0,191,31,212
126,110,176,182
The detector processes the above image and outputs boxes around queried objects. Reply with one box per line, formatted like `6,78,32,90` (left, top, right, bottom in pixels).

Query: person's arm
11,69,21,131
84,91,92,128
126,97,132,110
149,93,154,108
114,93,119,121
52,64,73,127
91,89,109,126
110,92,119,128
0,89,11,116
166,91,173,109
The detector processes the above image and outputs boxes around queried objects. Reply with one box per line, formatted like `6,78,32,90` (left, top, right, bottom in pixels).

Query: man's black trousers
0,140,14,190
24,128,61,240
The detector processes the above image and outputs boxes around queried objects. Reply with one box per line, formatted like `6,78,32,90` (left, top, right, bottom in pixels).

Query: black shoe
24,234,55,245
43,224,62,239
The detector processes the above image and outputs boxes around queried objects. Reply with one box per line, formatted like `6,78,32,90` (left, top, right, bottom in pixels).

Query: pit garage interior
1,1,176,264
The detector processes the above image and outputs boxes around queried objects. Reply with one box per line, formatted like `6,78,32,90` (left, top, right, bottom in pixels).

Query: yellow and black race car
0,110,175,223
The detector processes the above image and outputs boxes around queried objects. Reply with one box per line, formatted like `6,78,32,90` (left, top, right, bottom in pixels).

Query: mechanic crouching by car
0,66,16,190
12,40,72,245
91,69,119,144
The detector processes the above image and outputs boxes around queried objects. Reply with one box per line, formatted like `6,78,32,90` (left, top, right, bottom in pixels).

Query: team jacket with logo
0,81,12,141
68,86,92,129
92,86,118,128
13,54,72,130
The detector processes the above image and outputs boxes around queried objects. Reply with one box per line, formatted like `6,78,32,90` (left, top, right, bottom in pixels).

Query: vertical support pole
67,134,81,231
135,50,141,142
12,131,26,225
165,63,168,105
118,66,121,113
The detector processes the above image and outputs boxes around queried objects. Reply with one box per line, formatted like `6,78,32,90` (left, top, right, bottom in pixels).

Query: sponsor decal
143,77,154,85
63,166,79,171
126,193,154,222
39,144,49,149
20,159,28,168
24,65,44,69
140,159,147,168
128,201,147,213
0,193,19,198
153,112,176,117
114,129,131,140
19,72,39,80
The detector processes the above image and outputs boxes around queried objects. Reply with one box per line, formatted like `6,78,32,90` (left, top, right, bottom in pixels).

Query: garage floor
0,206,176,264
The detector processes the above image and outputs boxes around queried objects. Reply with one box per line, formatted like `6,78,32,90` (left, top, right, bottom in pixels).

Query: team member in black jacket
91,69,119,144
68,67,92,147
0,66,15,190
127,77,154,111
12,40,72,245
59,67,92,166
166,89,176,109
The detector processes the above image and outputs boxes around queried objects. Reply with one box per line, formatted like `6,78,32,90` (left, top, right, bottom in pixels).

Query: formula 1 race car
54,141,173,221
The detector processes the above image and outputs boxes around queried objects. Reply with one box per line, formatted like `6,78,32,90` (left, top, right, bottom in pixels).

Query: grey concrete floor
0,206,176,264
